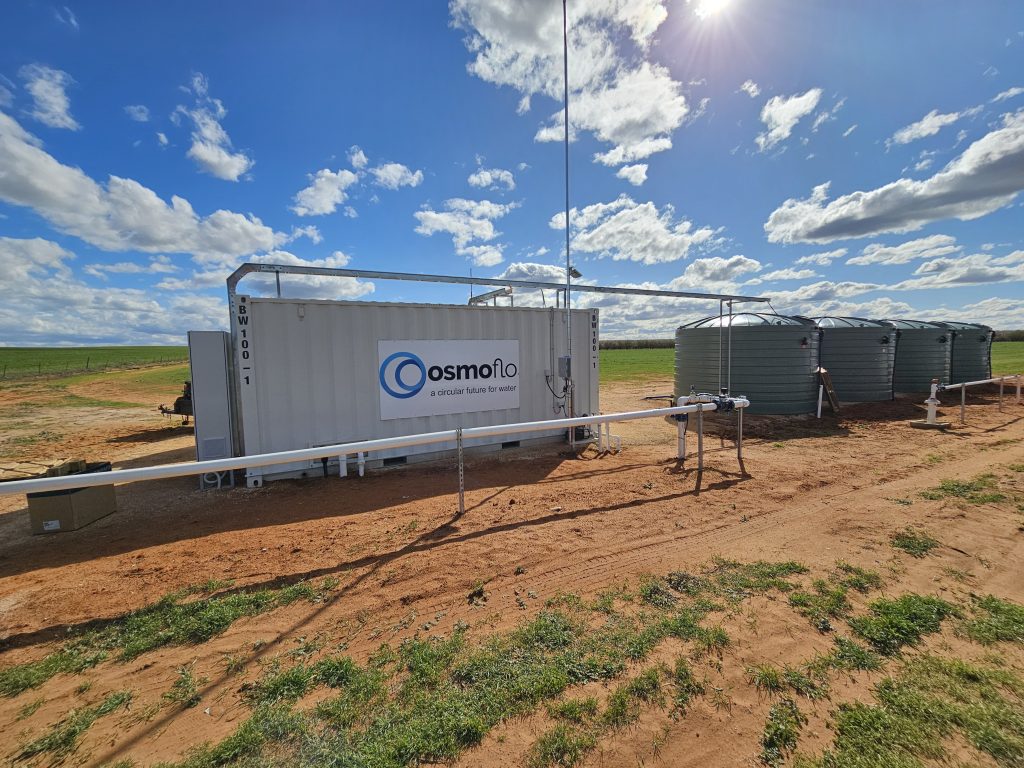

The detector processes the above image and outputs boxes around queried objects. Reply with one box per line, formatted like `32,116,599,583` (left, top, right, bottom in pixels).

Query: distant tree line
996,330,1024,341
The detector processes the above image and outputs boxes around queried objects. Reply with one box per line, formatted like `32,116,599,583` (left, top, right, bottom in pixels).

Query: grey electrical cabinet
188,331,234,488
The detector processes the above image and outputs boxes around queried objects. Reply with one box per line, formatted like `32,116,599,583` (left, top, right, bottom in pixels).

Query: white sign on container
378,339,520,420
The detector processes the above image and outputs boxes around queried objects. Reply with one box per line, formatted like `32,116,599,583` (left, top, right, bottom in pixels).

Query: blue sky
1,0,1023,344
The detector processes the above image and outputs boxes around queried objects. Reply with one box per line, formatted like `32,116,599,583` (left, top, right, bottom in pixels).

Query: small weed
638,576,678,609
941,566,972,584
671,656,705,710
546,592,584,610
665,570,711,596
813,637,882,674
18,690,132,761
760,698,806,767
17,697,45,720
75,680,92,695
789,580,850,632
848,594,958,655
223,654,246,676
546,696,599,724
958,594,1024,645
691,625,730,658
772,442,785,448
603,668,663,727
832,562,883,592
164,665,206,708
891,497,912,506
782,666,828,700
1008,463,1024,473
925,453,943,464
527,724,596,768
468,581,488,606
890,528,940,558
747,663,784,695
921,474,1007,504
514,565,527,575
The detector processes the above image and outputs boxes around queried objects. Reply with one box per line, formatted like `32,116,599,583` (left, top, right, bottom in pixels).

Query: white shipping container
231,297,599,486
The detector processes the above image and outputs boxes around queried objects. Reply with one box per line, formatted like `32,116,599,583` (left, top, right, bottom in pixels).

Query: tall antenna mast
562,0,573,416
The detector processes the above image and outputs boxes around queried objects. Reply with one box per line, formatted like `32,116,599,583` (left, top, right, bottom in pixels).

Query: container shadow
0,466,748,654
0,448,657,581
107,425,193,444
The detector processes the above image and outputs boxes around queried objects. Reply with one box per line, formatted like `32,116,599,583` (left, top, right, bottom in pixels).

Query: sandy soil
0,374,1022,767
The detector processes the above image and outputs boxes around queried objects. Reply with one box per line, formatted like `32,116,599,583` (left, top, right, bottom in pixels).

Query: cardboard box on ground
26,461,116,534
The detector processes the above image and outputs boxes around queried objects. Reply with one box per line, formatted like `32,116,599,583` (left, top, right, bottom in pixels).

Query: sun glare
692,0,734,20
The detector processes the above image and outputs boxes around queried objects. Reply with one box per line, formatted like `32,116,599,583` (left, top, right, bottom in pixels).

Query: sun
692,0,734,20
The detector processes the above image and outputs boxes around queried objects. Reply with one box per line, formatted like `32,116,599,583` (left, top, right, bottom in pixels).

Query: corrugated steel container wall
815,319,895,402
883,321,951,392
939,322,993,383
674,319,819,414
237,298,598,482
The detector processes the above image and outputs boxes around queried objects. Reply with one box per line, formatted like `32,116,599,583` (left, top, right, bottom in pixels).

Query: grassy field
993,341,1024,376
0,346,188,379
600,341,1024,383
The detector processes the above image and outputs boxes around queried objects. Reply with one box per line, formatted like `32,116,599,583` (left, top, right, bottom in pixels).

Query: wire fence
0,348,189,380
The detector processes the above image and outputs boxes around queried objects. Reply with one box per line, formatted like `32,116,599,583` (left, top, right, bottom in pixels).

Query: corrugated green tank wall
814,317,895,402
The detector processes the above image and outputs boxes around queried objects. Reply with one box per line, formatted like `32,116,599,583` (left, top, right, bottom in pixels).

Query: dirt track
1,376,1022,766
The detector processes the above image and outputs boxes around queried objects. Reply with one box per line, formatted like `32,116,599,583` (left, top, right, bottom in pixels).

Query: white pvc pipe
940,374,1022,390
0,399,750,496
816,385,823,419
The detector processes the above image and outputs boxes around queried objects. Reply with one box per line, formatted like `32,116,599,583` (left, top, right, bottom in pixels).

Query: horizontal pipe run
939,374,1021,391
227,263,771,304
0,400,749,497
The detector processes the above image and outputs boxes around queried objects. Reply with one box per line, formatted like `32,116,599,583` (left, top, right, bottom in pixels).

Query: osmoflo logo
379,351,427,399
379,350,518,400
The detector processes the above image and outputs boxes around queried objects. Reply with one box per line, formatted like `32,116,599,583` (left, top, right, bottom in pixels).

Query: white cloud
740,80,760,98
887,108,962,147
468,166,516,190
842,124,857,138
84,255,179,279
283,224,323,245
174,73,253,181
19,64,80,130
451,1,686,167
669,255,762,290
124,104,149,122
811,97,845,132
156,131,168,146
745,268,819,286
992,86,1024,103
414,197,519,266
497,261,567,282
615,163,648,186
290,169,359,217
795,248,846,266
847,234,960,266
348,145,368,169
53,6,78,29
756,88,822,152
891,252,1024,290
370,162,424,189
0,85,12,109
0,111,279,261
765,109,1024,243
549,194,717,265
0,237,220,346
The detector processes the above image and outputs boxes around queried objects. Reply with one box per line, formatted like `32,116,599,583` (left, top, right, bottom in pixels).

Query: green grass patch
671,656,706,710
890,528,940,558
848,594,958,655
760,698,806,767
156,562,818,768
599,347,673,383
17,690,131,761
0,578,338,698
992,340,1024,376
812,637,883,674
958,595,1024,645
0,346,188,379
921,474,1007,504
806,655,1024,767
528,723,597,768
788,563,882,632
546,696,599,724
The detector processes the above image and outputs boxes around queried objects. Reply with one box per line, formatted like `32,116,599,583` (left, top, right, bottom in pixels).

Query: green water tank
937,322,994,383
881,319,951,393
813,317,895,402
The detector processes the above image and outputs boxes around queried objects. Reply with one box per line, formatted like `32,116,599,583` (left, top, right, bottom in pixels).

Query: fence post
86,356,90,370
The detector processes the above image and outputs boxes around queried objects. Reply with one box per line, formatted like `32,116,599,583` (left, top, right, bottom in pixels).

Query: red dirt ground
1,375,1022,767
